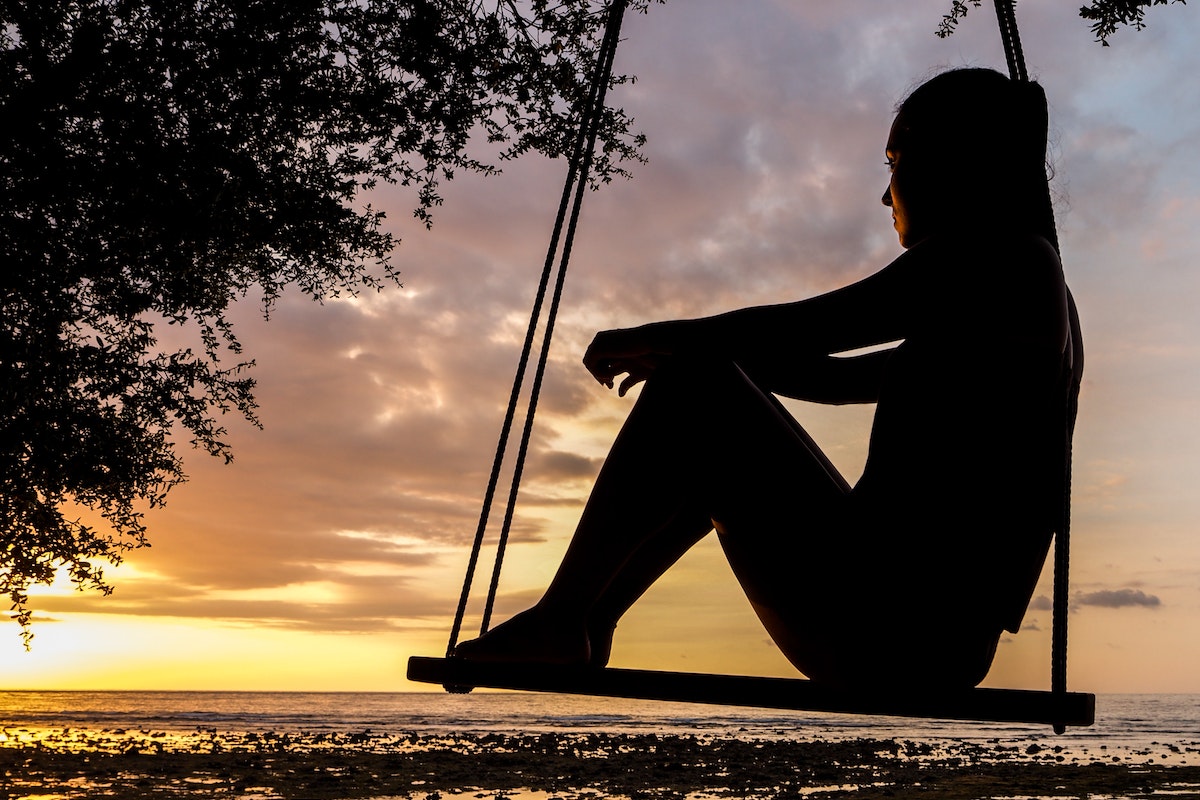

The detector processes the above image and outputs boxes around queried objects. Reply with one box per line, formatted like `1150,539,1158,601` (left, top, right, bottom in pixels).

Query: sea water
1,691,1198,800
0,690,1196,754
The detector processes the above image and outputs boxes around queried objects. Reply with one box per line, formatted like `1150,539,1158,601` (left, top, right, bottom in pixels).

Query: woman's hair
894,68,1057,250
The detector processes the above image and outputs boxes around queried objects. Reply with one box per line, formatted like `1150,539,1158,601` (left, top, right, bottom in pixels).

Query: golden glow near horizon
9,1,1200,693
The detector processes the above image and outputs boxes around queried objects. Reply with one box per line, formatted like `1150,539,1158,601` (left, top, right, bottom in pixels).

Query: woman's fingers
598,356,661,396
590,358,637,390
583,326,672,392
584,353,620,387
583,329,638,384
617,369,649,397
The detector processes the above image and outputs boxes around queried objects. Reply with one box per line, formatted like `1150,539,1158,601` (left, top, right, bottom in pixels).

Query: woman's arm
740,348,895,404
584,243,931,395
584,232,1063,397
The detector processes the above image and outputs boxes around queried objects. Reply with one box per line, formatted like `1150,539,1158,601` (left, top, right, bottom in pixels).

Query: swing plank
407,656,1094,727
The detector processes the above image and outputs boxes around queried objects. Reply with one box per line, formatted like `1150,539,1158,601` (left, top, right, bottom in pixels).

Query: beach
2,691,1198,799
4,726,1200,799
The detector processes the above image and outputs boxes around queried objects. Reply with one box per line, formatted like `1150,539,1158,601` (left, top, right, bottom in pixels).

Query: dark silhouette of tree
1078,0,1188,43
940,0,1186,42
0,0,655,643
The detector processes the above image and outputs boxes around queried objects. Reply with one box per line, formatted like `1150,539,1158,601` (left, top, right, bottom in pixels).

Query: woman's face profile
881,112,932,249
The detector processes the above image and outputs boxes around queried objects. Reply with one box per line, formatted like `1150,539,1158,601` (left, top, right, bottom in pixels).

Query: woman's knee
631,358,768,438
642,356,751,398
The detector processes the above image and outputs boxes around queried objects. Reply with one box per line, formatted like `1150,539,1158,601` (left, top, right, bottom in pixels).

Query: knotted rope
993,0,1075,733
993,0,1029,82
445,0,630,662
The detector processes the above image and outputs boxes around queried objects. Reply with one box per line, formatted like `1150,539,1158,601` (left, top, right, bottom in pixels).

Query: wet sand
3,727,1199,799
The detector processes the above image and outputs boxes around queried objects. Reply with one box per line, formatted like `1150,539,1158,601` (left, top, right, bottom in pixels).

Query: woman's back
853,231,1073,634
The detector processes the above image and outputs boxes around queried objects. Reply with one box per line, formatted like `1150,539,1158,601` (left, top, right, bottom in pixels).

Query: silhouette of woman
455,68,1081,689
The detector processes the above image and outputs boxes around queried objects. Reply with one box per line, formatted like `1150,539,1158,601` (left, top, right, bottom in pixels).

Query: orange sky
7,0,1200,694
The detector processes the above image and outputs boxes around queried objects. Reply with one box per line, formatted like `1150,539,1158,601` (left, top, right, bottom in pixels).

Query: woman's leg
583,372,852,666
454,358,851,665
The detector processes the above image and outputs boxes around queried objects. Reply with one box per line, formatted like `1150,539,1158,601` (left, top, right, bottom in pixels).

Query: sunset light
4,1,1198,701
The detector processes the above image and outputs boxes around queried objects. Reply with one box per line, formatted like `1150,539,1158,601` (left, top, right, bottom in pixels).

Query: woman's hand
583,325,675,396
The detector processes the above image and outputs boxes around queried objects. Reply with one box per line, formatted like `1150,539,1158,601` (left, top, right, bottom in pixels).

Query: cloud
31,0,1200,674
529,450,603,482
1076,588,1163,609
37,572,451,633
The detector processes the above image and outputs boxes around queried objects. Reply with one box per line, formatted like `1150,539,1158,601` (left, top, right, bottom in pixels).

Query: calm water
0,690,1197,749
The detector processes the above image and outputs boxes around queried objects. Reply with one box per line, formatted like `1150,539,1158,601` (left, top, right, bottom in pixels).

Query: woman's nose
881,185,893,207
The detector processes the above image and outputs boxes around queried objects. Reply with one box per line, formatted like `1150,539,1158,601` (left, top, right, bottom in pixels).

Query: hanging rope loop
991,0,1075,733
993,0,1029,82
445,0,630,661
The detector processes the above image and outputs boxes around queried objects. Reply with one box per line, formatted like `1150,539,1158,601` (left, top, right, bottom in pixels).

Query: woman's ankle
585,619,617,668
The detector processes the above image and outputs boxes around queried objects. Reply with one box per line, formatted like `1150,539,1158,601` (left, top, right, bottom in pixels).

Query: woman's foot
453,606,591,666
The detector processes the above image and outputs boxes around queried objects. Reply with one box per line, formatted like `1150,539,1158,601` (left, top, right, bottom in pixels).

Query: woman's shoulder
913,229,1060,265
905,230,1064,297
886,231,1067,343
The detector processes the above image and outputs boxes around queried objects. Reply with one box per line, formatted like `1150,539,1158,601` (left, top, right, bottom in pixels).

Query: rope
992,0,1074,731
1052,362,1080,734
1050,293,1083,732
444,0,629,659
992,0,1029,82
481,0,628,635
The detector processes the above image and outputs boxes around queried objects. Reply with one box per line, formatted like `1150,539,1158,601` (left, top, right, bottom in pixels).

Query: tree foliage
1077,0,1187,43
0,0,653,643
939,0,1186,43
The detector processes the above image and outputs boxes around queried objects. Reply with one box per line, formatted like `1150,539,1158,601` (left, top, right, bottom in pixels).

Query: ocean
1,690,1197,751
2,690,1198,799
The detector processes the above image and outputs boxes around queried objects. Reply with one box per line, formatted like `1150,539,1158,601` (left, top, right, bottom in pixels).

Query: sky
6,0,1200,694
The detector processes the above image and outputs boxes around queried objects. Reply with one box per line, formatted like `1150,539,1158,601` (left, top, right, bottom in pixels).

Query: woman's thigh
646,360,1000,686
639,358,852,515
651,360,881,625
717,503,1002,688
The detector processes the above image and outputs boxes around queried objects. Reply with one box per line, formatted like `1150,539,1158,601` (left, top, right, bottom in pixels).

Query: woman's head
882,67,1053,248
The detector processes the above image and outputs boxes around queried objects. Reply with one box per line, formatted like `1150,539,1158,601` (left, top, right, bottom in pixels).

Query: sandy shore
2,728,1199,799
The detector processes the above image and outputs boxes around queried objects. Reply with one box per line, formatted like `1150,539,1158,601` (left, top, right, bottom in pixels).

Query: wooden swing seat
407,656,1095,727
